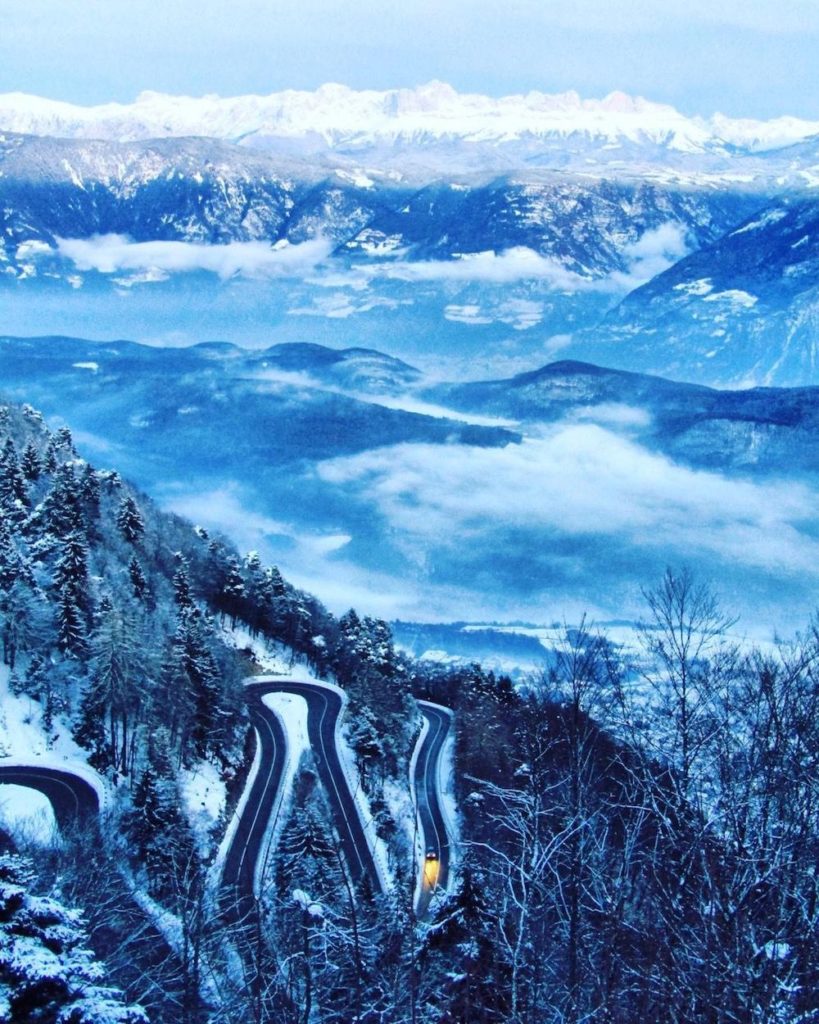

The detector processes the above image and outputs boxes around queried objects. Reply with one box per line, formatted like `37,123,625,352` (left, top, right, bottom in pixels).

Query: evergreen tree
1,578,44,670
20,439,42,481
0,513,23,591
43,434,59,473
83,599,145,775
116,494,145,544
128,554,148,603
173,606,220,759
54,425,78,457
57,587,88,658
79,463,101,523
41,462,83,537
172,554,193,609
221,554,245,625
129,728,198,898
75,673,111,771
0,437,28,511
0,854,148,1024
429,868,507,1023
242,551,269,633
52,529,90,606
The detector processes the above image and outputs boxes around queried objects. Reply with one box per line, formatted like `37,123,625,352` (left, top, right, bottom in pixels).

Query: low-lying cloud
56,234,332,280
55,223,687,297
609,222,689,290
318,426,818,577
372,246,592,289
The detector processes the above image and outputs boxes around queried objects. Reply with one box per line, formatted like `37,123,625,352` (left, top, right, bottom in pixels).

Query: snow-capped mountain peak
2,83,818,156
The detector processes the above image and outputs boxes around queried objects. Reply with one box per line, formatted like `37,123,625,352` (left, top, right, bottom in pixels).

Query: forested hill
2,396,819,1024
0,395,420,1019
0,398,408,770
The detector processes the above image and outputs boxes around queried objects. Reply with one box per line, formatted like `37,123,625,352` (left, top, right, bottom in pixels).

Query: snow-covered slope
573,196,819,386
0,130,762,281
2,83,818,156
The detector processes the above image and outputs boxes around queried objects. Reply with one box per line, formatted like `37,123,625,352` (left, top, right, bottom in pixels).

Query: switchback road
221,679,384,917
414,702,454,917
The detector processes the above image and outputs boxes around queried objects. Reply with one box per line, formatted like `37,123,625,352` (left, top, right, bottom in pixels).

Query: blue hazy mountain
429,357,819,474
2,335,819,634
573,196,819,386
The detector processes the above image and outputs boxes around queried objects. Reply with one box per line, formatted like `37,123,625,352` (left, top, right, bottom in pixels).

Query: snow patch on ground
220,624,322,681
703,288,758,308
0,785,56,844
673,277,713,297
179,761,226,857
0,662,109,813
731,208,788,235
262,692,309,760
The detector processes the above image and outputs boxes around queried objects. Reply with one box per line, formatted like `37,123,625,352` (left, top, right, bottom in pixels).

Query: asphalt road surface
222,679,383,919
219,683,288,922
0,764,99,833
415,701,453,917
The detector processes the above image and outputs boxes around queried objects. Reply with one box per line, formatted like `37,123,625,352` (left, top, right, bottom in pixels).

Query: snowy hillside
572,195,819,385
0,128,762,297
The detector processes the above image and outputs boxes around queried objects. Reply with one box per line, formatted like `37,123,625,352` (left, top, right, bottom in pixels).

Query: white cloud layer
610,222,689,289
318,426,819,576
56,234,332,280
54,223,686,297
371,247,593,289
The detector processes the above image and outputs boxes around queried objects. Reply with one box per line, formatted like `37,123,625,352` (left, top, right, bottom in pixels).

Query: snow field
0,662,110,816
179,760,226,858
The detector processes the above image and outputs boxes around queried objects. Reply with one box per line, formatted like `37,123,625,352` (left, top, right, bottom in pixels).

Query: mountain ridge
3,82,818,154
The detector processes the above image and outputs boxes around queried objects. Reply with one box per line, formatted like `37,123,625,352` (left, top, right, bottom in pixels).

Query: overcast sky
1,0,818,119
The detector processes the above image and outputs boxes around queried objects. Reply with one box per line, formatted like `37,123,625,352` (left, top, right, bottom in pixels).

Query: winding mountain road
0,764,100,833
219,685,289,920
414,702,454,917
1,683,456,931
221,679,385,915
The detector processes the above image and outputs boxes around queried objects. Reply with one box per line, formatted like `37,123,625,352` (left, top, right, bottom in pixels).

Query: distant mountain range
2,335,819,630
0,130,762,280
4,334,819,485
3,83,819,181
430,356,819,474
6,84,819,389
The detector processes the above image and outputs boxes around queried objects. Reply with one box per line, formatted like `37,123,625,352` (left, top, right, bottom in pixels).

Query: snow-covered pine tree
0,853,148,1023
20,439,42,481
172,605,220,759
220,555,245,626
41,462,83,537
116,494,145,545
56,587,88,658
172,554,193,609
127,555,148,603
0,438,28,511
52,529,90,604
